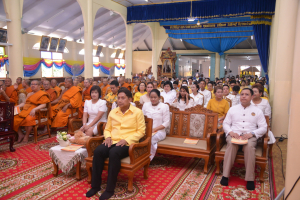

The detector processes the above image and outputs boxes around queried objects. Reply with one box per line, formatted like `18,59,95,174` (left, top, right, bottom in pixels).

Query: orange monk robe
51,86,82,127
53,86,62,97
14,90,51,132
134,86,138,93
101,84,110,99
0,85,18,103
98,83,104,87
18,84,23,91
45,88,57,102
78,82,84,89
25,87,32,94
78,85,92,118
129,83,135,89
121,83,131,91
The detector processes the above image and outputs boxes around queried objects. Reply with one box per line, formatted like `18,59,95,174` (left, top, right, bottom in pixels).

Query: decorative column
215,53,220,79
3,0,24,80
210,53,216,81
125,23,134,79
219,54,226,78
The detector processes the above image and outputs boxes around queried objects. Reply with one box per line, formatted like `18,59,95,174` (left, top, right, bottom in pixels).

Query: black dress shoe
220,176,229,186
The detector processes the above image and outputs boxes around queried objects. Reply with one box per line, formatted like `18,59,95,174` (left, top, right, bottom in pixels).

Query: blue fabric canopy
127,0,276,24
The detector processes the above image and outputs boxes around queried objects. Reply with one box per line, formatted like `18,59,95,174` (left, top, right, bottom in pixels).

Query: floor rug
0,137,276,200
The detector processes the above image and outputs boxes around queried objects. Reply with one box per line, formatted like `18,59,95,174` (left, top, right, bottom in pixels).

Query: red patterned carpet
0,137,276,200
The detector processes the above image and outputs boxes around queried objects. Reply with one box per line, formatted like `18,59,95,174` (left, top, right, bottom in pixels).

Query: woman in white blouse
160,81,176,105
142,89,170,160
251,84,275,144
139,82,154,104
81,86,107,136
172,86,194,111
189,84,204,106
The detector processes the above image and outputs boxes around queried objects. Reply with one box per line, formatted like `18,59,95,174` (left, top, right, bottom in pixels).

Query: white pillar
71,41,77,61
3,0,24,80
215,53,220,79
125,23,134,79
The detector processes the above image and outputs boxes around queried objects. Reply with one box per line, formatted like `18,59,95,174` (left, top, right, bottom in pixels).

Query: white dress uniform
231,94,240,106
251,98,276,144
190,93,204,106
198,89,211,108
161,90,177,105
142,102,170,160
171,99,195,111
84,99,107,135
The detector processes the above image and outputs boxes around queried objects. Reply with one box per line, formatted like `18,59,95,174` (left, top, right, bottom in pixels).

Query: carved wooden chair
215,116,270,182
32,102,52,143
0,102,15,152
85,117,153,192
160,96,164,103
157,104,218,173
134,101,143,109
223,97,232,107
58,82,65,91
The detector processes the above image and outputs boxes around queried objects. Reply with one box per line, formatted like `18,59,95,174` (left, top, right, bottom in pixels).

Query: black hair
118,87,132,98
147,82,154,87
192,83,200,90
233,85,240,92
199,80,206,85
110,80,119,87
138,82,146,92
90,85,102,99
178,86,190,103
182,80,188,84
223,84,229,89
241,80,246,83
188,77,193,81
173,81,179,85
230,80,236,84
163,81,173,90
207,81,213,86
149,89,161,97
241,88,254,95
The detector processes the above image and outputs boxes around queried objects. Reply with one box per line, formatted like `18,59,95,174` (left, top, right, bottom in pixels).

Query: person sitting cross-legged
220,88,267,190
86,88,145,200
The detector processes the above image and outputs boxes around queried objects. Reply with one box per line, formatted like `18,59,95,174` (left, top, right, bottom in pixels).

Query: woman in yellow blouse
133,82,147,102
207,86,229,122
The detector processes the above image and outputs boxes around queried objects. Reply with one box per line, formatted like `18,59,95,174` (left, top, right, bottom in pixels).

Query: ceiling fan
187,0,208,25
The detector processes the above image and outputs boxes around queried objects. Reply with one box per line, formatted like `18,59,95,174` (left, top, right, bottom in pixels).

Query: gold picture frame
57,38,67,53
49,37,59,52
39,35,50,51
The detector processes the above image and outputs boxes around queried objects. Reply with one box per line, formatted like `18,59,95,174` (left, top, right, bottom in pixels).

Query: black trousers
91,144,129,192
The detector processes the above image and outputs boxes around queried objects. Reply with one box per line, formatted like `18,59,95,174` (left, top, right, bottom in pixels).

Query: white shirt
231,94,240,106
190,93,204,106
198,89,211,108
161,90,176,105
251,98,271,118
84,99,108,125
142,102,170,136
172,99,194,111
223,104,267,138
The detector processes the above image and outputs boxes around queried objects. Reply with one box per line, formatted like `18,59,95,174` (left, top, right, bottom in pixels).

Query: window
0,47,7,78
41,51,63,77
93,57,100,77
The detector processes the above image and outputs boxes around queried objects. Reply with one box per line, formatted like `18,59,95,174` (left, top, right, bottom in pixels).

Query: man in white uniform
221,88,267,190
223,84,235,103
198,80,211,108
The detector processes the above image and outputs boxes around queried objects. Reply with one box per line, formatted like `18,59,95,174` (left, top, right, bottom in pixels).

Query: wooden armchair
223,97,232,107
135,101,143,109
215,116,270,182
85,117,153,192
0,102,15,152
32,102,52,143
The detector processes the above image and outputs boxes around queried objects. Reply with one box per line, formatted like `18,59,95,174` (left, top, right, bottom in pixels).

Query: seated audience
251,84,275,144
229,80,236,93
79,79,92,118
14,80,50,143
119,77,131,91
161,81,176,104
100,78,110,98
231,85,240,106
104,80,119,103
132,79,140,93
21,79,32,94
190,84,204,106
51,79,62,96
198,80,211,108
142,89,170,160
51,78,82,128
140,82,154,104
207,86,229,123
133,82,147,102
0,78,18,103
221,88,267,190
16,77,23,91
172,86,194,111
207,81,214,99
81,86,107,137
86,88,145,199
111,88,136,109
223,84,234,102
173,81,179,93
43,80,57,102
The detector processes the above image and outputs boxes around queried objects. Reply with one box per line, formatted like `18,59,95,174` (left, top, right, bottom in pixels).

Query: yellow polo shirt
104,104,145,145
104,92,118,103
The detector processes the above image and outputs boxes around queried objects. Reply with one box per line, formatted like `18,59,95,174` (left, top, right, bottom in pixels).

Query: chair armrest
216,131,226,151
68,118,83,132
128,138,151,164
97,122,106,136
262,137,269,158
206,132,217,151
86,136,105,157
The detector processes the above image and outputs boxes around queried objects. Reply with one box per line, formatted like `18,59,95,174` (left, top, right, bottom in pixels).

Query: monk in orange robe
43,80,57,102
16,77,23,91
100,78,110,98
51,79,62,97
40,77,47,90
128,78,134,89
22,79,32,94
0,78,18,103
14,80,50,143
119,77,131,90
78,79,92,118
51,78,82,128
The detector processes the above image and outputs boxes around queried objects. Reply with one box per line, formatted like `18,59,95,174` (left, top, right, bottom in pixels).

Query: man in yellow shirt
104,80,119,103
86,89,145,199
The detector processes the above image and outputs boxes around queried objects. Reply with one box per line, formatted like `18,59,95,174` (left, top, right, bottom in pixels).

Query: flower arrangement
56,131,71,147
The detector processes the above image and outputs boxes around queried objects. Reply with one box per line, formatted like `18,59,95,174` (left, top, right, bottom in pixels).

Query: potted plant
56,131,71,147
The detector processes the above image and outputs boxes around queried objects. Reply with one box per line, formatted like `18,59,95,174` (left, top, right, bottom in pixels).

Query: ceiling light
180,39,183,42
251,35,254,40
197,20,200,26
188,17,195,21
145,0,148,1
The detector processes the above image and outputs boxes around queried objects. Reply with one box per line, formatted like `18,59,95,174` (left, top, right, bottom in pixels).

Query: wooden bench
215,116,270,182
156,104,219,173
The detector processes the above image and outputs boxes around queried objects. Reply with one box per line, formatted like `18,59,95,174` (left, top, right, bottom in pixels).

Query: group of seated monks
0,74,270,199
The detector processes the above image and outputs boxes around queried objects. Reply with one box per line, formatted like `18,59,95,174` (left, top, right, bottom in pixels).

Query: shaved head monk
78,79,92,118
51,77,82,128
40,77,47,90
16,77,23,90
22,79,32,94
43,80,57,102
100,78,110,99
51,79,62,96
14,80,51,143
119,77,130,91
0,78,18,103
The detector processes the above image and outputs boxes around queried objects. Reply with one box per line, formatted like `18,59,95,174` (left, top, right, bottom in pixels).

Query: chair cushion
158,137,207,150
105,156,130,164
35,118,48,124
220,144,263,157
190,114,206,138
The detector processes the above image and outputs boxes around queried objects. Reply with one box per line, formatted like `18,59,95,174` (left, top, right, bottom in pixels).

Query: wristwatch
251,132,256,137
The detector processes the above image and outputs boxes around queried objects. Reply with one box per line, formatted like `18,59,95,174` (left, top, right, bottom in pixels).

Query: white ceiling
0,0,257,51
112,0,194,7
